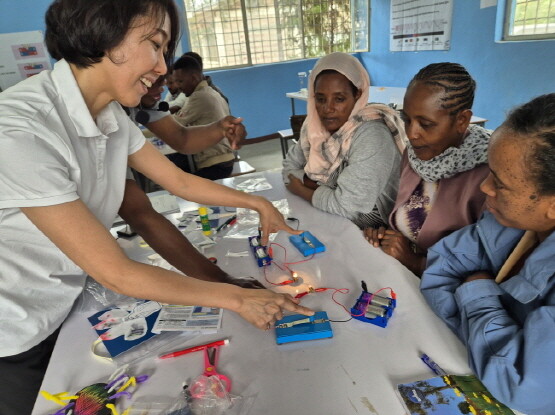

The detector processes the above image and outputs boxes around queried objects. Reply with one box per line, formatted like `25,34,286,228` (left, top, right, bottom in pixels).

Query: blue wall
1,0,554,137
0,0,52,33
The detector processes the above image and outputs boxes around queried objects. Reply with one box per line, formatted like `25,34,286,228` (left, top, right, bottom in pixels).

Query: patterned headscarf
301,52,406,183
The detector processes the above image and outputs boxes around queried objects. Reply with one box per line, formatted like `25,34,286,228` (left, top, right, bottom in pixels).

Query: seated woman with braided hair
421,93,555,415
365,63,491,276
283,52,406,229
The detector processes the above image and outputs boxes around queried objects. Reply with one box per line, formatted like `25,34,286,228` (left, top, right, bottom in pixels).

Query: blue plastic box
248,235,272,267
275,311,333,344
351,291,396,328
289,231,326,257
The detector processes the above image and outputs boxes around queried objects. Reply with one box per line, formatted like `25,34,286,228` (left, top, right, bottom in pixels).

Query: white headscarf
301,53,406,183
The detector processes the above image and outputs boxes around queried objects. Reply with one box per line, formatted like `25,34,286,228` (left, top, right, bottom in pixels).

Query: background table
32,169,470,415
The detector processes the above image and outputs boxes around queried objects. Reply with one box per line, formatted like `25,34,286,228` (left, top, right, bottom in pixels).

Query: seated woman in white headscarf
283,52,406,229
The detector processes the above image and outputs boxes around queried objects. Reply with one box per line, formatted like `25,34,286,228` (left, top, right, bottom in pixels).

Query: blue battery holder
289,231,326,257
351,291,396,328
248,235,272,267
275,311,333,345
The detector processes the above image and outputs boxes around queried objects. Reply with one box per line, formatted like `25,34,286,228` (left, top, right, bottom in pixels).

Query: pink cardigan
389,151,489,251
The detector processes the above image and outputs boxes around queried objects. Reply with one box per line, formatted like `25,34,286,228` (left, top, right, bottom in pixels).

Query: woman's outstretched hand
255,196,302,245
235,288,314,330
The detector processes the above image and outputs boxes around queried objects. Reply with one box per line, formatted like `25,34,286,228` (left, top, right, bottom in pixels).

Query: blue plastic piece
289,231,326,257
275,311,333,344
351,291,396,328
248,235,272,267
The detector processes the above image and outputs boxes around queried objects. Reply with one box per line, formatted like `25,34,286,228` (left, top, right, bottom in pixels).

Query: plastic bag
222,224,278,243
76,280,201,366
232,174,272,193
186,376,254,415
129,387,192,415
235,199,290,226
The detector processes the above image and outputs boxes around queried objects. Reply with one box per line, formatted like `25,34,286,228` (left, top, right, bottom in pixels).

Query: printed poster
390,0,454,52
0,31,52,92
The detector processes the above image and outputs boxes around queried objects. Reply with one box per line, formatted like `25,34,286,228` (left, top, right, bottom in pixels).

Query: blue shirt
421,212,555,415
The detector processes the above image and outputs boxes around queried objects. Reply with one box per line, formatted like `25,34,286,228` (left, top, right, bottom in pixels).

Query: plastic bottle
198,207,212,236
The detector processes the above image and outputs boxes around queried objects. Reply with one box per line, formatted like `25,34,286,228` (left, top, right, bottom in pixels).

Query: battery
364,311,379,319
369,294,392,307
365,304,387,318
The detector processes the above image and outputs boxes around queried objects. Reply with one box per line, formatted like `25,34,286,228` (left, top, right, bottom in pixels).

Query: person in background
365,63,490,275
118,181,264,289
131,74,246,154
123,77,263,290
0,1,311,413
173,55,235,180
183,50,229,103
282,52,406,229
163,66,187,113
420,93,555,415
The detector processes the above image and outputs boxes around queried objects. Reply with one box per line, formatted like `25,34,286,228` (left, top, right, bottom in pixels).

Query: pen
216,215,237,233
159,338,230,359
420,353,447,376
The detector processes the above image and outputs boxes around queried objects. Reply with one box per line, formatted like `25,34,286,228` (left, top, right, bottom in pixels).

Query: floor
237,138,285,172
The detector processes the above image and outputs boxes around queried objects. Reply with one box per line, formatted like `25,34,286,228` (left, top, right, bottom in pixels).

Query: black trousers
0,329,60,415
167,153,234,181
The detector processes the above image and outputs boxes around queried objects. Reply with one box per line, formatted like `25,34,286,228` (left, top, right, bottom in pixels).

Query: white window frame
503,0,555,41
182,0,370,70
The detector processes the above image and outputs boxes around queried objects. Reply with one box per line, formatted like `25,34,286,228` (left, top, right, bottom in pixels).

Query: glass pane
185,0,370,68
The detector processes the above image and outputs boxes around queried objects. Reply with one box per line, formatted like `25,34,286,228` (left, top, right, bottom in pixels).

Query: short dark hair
315,69,359,97
45,0,180,68
183,51,203,71
504,93,555,195
173,55,202,73
409,62,476,115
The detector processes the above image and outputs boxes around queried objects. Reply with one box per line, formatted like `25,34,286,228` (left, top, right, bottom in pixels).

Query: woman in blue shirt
421,93,555,415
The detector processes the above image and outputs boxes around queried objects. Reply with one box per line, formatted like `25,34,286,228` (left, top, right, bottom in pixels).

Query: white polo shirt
0,59,145,356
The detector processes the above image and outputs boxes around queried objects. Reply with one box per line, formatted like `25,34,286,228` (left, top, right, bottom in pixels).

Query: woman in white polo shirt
0,1,312,412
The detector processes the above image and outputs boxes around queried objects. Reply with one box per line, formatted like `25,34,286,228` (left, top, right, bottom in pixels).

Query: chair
230,160,256,177
278,114,306,159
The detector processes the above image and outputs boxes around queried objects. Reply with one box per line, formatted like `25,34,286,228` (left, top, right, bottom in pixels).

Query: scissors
190,346,232,398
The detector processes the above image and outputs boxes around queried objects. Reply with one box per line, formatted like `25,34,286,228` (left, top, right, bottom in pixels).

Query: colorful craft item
41,372,148,415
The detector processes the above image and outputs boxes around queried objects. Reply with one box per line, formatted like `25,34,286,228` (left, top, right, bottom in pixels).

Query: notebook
397,374,516,415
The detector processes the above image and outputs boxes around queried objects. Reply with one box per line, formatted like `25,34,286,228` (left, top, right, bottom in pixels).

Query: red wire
351,286,396,317
293,286,396,318
284,253,315,265
263,265,284,286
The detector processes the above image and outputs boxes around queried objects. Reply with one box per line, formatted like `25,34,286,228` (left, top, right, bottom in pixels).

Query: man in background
173,55,235,180
121,76,262,289
183,51,229,103
163,66,187,114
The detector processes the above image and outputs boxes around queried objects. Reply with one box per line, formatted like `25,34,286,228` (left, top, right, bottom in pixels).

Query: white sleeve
0,130,78,208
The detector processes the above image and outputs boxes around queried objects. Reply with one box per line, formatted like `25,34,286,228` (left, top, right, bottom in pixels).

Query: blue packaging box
275,311,333,344
289,231,326,257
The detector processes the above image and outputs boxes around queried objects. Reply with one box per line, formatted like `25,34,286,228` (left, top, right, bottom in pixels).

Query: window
183,0,370,70
503,0,555,41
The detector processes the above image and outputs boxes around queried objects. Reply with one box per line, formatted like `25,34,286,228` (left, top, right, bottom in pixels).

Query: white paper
152,305,223,333
390,0,454,52
0,31,52,92
149,193,180,215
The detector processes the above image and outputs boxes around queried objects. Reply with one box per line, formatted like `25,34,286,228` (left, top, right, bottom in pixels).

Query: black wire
287,217,300,230
329,318,352,323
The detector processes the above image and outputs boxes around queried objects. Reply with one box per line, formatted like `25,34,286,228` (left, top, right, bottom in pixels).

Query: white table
32,170,470,415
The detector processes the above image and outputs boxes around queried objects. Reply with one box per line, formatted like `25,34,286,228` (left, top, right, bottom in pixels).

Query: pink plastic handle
202,347,232,392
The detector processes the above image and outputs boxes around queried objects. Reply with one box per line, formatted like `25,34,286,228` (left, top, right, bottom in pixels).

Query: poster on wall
390,0,454,52
0,31,52,92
